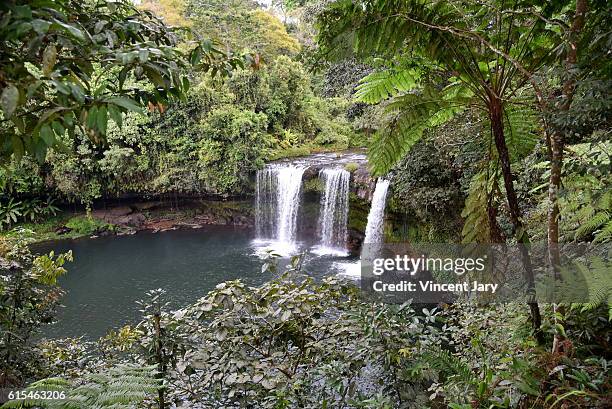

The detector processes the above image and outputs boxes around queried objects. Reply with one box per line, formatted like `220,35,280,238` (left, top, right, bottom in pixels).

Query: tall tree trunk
489,96,543,343
550,0,588,354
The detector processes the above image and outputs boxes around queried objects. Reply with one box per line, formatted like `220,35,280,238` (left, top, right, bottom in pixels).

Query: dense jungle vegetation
0,0,610,408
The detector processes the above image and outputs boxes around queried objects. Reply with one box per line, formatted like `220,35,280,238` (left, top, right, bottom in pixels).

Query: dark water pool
36,226,355,339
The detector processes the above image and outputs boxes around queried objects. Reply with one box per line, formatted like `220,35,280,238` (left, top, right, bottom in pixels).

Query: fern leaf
354,69,420,104
574,211,610,240
461,172,491,244
1,364,160,409
593,219,612,243
368,85,462,175
422,348,477,387
503,104,538,161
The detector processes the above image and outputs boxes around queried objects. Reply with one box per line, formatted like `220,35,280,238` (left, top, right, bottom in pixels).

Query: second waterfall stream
313,168,351,256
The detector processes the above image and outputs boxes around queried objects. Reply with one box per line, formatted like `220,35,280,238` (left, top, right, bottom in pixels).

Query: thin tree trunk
550,0,588,354
489,96,543,343
153,312,166,409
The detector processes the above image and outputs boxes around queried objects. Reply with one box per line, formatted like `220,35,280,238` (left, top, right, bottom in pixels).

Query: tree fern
568,189,611,243
2,364,160,409
593,219,612,244
537,257,611,320
575,211,611,241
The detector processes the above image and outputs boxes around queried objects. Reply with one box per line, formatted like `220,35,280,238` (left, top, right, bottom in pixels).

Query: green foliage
0,198,59,231
315,0,564,182
527,142,612,244
367,83,466,175
124,264,446,407
1,364,160,409
0,0,241,160
389,139,463,238
0,199,22,231
198,106,268,193
344,162,359,173
186,0,300,61
2,56,355,202
0,233,72,387
64,215,113,236
571,258,612,320
503,105,539,161
354,69,420,104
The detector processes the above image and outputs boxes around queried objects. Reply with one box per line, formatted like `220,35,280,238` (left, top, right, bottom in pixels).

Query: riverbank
0,199,255,244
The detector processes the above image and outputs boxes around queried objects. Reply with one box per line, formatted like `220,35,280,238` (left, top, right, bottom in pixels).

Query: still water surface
37,226,354,339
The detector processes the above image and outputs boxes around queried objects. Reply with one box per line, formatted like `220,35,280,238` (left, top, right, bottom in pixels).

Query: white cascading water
363,178,390,243
315,168,350,254
255,165,305,250
337,178,390,279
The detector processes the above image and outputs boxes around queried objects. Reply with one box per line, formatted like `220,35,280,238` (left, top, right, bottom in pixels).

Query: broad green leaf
139,49,150,63
106,97,143,113
31,19,52,34
39,124,55,145
97,105,108,134
51,18,85,40
86,105,99,129
108,104,123,127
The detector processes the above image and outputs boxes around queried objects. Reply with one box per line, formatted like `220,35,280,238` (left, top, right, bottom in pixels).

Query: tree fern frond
572,258,612,318
574,211,610,240
593,219,612,244
421,348,477,387
354,69,420,104
461,171,491,244
1,364,160,409
368,86,462,175
503,105,539,161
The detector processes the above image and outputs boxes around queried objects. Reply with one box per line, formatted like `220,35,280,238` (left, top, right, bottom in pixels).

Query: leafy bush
0,199,60,231
132,274,445,407
0,233,72,387
64,216,113,236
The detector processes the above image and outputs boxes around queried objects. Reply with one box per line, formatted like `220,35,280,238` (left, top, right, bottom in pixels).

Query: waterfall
338,178,390,279
255,165,305,246
317,168,350,252
363,178,390,244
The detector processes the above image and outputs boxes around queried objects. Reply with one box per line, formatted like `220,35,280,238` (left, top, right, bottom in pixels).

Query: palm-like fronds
354,69,420,104
503,104,539,161
575,211,611,241
574,258,612,319
421,348,477,387
1,364,160,409
368,84,465,175
461,171,492,244
318,0,462,63
593,219,612,244
317,0,563,177
564,189,612,243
